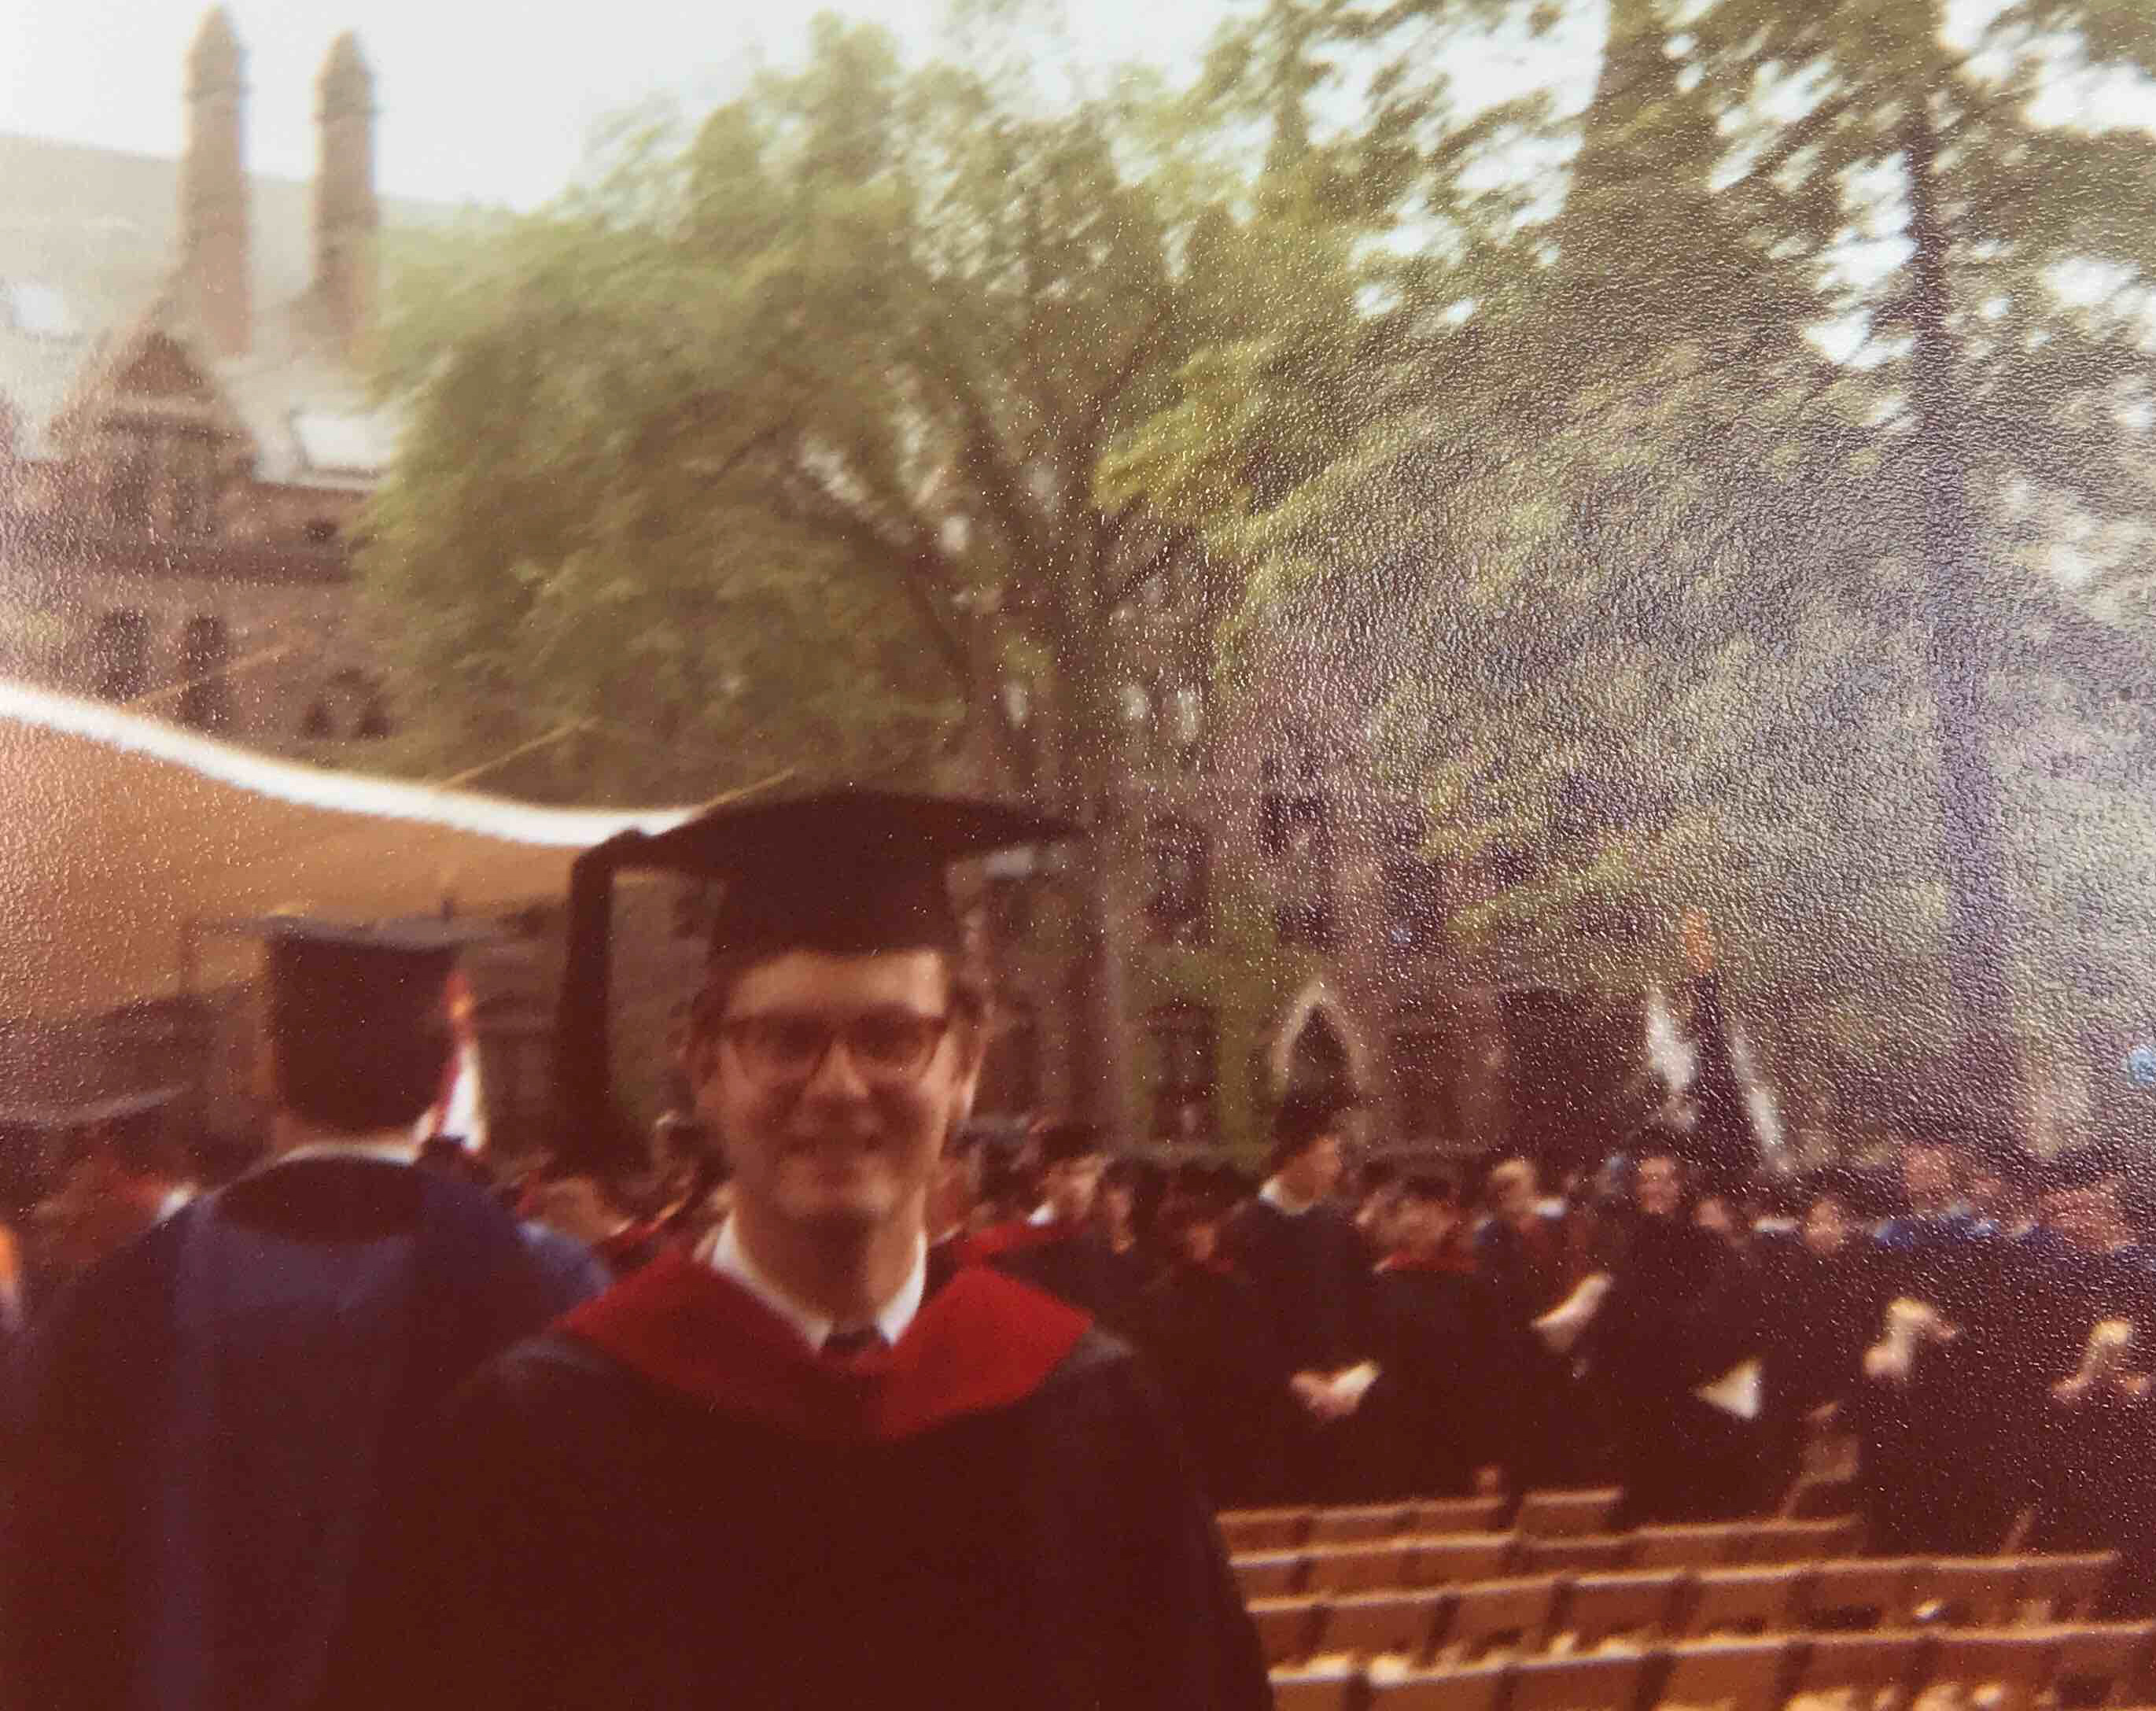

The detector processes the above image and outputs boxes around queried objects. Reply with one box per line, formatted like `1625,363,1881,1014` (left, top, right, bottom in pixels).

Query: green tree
363,14,1400,1130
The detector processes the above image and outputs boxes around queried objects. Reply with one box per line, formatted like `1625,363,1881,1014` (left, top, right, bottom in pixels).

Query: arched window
91,609,149,702
1146,1001,1218,1142
1144,817,1211,946
178,616,230,731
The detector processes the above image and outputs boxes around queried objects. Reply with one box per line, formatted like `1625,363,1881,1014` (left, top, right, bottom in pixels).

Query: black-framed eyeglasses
718,1009,955,1086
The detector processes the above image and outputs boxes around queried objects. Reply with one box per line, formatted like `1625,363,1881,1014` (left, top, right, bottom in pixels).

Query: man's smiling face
692,950,982,1241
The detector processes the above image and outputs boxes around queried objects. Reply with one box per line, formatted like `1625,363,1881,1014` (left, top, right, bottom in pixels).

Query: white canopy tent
0,678,702,1024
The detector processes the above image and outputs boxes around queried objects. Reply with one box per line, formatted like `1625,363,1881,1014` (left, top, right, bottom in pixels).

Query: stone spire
314,31,378,360
179,7,250,358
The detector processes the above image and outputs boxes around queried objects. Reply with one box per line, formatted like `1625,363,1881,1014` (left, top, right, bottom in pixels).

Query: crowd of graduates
937,1093,2156,1617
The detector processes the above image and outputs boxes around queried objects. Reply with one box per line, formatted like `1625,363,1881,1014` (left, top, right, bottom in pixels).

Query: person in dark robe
1135,1171,1291,1507
1586,1145,1756,1525
2019,1148,2156,1586
1357,1173,1502,1499
340,791,1266,1711
1101,1154,1169,1288
971,1119,1148,1335
1222,1092,1381,1503
3,916,566,1711
1705,1177,1886,1510
1853,1130,2021,1554
1476,1154,1596,1488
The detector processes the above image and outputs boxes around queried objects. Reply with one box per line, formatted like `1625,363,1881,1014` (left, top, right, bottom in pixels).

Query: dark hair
1266,1091,1351,1175
1399,1171,1461,1208
1031,1118,1107,1168
269,990,451,1136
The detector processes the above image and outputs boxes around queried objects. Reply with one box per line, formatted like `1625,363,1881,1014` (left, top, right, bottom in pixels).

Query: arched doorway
1284,1007,1351,1105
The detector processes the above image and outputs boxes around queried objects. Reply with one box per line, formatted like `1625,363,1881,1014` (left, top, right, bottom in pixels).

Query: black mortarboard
1031,1119,1108,1167
225,915,500,1133
227,914,496,1022
555,788,1081,1164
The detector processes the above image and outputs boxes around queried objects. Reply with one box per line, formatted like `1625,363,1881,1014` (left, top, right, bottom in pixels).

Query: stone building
0,9,422,750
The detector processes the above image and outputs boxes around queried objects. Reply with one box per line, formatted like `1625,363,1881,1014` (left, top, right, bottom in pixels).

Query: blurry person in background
1587,1144,1755,1525
28,1090,194,1301
1476,1154,1592,1489
1359,1173,1502,1499
6,918,555,1711
1223,1093,1378,1502
1136,1169,1288,1507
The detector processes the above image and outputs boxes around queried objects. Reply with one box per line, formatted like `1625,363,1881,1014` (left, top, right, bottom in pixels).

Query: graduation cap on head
225,914,503,1134
555,788,1082,1165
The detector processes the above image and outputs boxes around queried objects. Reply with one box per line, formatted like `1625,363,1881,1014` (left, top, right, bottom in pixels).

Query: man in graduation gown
1134,1167,1291,1506
345,791,1266,1711
1583,1145,1756,1525
967,1118,1148,1333
1357,1172,1502,1499
3,917,565,1711
1222,1091,1381,1502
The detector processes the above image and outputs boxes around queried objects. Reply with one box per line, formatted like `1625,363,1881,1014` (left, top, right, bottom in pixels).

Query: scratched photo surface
4,0,2156,1698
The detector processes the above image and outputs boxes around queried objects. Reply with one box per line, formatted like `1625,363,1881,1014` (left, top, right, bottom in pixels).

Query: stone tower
314,31,378,360
179,7,250,358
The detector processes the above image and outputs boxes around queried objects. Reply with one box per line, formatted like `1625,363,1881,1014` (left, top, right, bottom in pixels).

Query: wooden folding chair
1267,1659,1360,1711
1517,1488,1627,1538
1736,1517,1863,1565
1559,1572,1686,1650
1787,1630,1926,1707
1248,1595,1325,1667
1219,1506,1313,1552
1802,1559,1922,1632
1410,1533,1520,1587
1914,1558,2023,1628
1680,1567,1803,1639
1411,1495,1509,1536
1323,1590,1445,1663
2050,1619,2156,1707
1506,1647,1651,1711
1782,1473,1859,1521
1363,1657,1510,1711
1926,1628,2057,1711
1232,1549,1306,1599
1520,1535,1637,1575
1440,1576,1565,1661
1306,1541,1414,1595
2013,1552,2121,1621
1630,1525,1741,1571
1310,1503,1411,1545
1657,1637,1793,1711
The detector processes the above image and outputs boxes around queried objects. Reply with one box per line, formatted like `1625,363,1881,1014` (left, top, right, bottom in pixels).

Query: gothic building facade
0,9,411,750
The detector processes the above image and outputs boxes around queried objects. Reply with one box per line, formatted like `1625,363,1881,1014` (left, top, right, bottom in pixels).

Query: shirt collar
1260,1176,1318,1217
709,1215,927,1352
277,1140,420,1167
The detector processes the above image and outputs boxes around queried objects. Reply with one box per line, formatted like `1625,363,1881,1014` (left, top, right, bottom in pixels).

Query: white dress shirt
708,1215,927,1352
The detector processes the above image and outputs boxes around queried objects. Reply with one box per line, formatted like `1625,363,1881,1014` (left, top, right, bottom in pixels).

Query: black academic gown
1587,1215,1753,1526
1476,1213,1596,1488
1708,1241,1885,1506
992,1221,1152,1339
1355,1255,1500,1499
1222,1197,1378,1501
1135,1256,1292,1508
338,1249,1268,1711
2,1155,561,1711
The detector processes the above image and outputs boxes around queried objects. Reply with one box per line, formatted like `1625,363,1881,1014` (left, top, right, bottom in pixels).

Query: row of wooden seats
1245,1553,2122,1670
1222,1489,1864,1557
1267,1621,2156,1711
1233,1520,1867,1599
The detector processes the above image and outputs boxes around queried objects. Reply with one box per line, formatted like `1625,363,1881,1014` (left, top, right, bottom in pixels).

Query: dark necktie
823,1325,888,1360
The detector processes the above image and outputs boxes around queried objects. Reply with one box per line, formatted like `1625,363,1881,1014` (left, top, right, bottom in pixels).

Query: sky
0,0,1250,209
